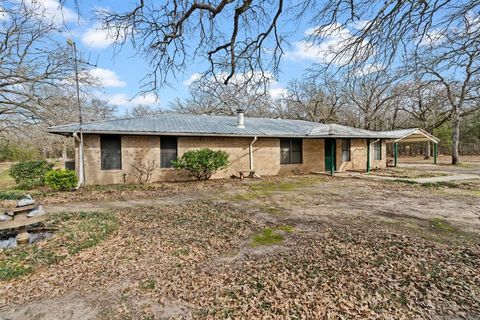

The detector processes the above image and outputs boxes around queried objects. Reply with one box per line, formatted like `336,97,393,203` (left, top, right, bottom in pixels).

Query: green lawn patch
251,225,294,247
0,211,118,281
428,217,462,235
139,279,156,291
421,181,459,188
0,190,26,200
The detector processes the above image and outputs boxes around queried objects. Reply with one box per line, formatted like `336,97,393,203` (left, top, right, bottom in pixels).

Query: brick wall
76,135,385,185
333,138,386,172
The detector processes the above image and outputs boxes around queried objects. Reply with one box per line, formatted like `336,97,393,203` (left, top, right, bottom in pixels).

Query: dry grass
0,212,118,281
1,175,479,319
0,163,14,189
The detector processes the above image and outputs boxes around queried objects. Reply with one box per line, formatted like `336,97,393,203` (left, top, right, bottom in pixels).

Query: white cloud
286,24,371,66
419,29,446,47
104,93,159,107
81,24,117,49
182,73,202,86
351,19,370,30
89,68,127,88
0,6,8,21
269,86,288,99
23,0,76,25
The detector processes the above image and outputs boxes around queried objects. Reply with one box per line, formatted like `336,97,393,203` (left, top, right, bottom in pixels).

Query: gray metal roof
48,113,390,139
379,128,440,142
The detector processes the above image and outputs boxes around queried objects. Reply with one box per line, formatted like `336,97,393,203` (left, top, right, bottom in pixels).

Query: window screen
160,136,177,168
100,135,122,170
374,140,382,160
280,139,302,164
342,139,351,161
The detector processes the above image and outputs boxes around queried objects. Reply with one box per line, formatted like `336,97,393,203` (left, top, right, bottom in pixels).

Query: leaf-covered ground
0,176,479,319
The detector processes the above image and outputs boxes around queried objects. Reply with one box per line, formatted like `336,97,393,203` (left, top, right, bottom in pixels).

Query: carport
380,128,441,166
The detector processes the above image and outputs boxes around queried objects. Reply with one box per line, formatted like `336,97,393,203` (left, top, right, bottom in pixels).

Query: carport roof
379,128,440,143
48,113,390,139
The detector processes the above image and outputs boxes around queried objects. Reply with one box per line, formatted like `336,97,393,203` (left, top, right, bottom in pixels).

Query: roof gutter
249,136,257,172
48,130,387,140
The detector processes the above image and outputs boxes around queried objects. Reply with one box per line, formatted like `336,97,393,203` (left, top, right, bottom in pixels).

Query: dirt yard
0,175,479,319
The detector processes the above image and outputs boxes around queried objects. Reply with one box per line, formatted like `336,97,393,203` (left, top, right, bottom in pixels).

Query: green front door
325,138,336,173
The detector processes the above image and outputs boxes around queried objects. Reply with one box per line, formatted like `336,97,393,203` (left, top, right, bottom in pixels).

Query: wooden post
433,142,438,164
394,142,398,167
366,139,370,172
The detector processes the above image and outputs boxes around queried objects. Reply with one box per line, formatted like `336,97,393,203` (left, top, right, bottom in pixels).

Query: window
374,140,382,160
160,136,177,168
342,139,351,162
280,139,302,164
100,135,122,170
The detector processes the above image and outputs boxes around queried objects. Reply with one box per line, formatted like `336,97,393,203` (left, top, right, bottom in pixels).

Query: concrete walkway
412,174,480,184
336,171,480,184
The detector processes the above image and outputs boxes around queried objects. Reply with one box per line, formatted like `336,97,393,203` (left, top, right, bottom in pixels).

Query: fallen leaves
0,186,479,319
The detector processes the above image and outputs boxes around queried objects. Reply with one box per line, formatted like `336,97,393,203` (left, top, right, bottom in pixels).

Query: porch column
433,142,438,164
366,139,370,172
330,138,335,176
394,142,398,167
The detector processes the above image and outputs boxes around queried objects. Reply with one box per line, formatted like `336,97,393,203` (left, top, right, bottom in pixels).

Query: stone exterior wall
76,135,386,185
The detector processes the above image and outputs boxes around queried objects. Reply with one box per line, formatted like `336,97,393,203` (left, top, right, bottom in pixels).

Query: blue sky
34,0,365,114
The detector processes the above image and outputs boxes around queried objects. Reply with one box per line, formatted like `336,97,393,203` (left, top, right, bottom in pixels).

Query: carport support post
330,139,335,176
394,142,398,167
366,139,371,173
433,142,438,164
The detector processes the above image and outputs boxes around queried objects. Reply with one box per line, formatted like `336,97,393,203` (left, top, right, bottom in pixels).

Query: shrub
9,160,54,189
172,149,229,180
131,160,156,184
44,169,78,191
0,141,40,162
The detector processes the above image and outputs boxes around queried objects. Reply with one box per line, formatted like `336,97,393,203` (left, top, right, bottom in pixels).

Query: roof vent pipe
236,109,245,128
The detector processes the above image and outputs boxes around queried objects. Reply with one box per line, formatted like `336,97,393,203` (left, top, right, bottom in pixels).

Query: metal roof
379,128,440,143
48,113,391,139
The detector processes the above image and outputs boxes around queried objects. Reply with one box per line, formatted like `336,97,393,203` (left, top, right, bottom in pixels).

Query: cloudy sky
32,0,363,114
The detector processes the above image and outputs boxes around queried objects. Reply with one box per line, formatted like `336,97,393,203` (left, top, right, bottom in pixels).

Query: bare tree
124,105,165,118
1,84,116,160
397,79,450,157
343,70,402,130
97,0,285,92
93,1,480,92
278,77,345,123
0,1,73,132
410,15,480,164
171,74,276,117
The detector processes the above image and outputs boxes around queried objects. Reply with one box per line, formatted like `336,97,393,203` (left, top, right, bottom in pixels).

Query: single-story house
48,110,438,185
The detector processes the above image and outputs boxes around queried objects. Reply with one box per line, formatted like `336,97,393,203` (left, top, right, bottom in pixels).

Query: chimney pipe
236,109,245,128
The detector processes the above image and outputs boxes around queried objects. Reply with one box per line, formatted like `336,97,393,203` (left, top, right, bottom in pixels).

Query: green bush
172,149,229,180
9,160,54,189
44,169,78,191
0,141,40,162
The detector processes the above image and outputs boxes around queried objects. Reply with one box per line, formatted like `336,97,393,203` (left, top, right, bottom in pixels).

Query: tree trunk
451,114,460,165
424,142,431,159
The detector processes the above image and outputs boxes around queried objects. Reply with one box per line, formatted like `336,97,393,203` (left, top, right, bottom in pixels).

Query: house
48,110,430,185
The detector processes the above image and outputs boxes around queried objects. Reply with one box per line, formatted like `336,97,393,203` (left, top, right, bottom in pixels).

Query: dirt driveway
1,176,479,319
397,155,480,175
